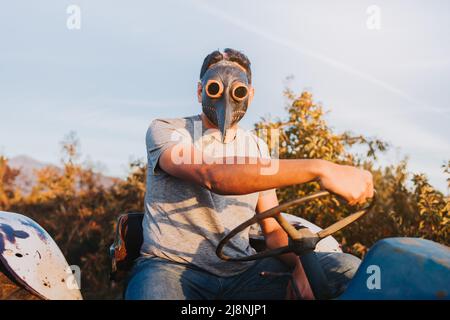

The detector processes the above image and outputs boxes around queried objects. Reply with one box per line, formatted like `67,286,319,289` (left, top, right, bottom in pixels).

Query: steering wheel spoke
216,190,376,262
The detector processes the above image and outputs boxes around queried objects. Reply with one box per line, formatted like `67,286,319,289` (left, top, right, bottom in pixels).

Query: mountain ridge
8,155,118,194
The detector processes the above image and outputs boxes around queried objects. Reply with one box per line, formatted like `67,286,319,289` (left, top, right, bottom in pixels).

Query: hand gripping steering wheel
216,190,376,262
216,190,376,299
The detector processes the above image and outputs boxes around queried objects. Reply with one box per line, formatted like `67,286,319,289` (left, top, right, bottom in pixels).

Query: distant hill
8,155,118,194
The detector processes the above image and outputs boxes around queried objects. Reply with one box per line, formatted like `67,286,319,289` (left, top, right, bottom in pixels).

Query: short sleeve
256,137,271,160
146,119,189,174
253,134,276,197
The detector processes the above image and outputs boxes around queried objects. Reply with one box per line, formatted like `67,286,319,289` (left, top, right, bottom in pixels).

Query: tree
0,156,21,210
1,89,448,298
255,89,449,256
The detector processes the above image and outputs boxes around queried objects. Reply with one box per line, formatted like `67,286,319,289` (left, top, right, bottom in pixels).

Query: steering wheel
216,189,376,300
216,190,376,262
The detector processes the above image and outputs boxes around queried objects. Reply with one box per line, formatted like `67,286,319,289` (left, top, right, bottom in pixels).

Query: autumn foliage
0,135,146,299
255,89,449,255
0,90,448,299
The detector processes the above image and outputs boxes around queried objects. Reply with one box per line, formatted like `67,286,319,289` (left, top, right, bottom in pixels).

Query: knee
124,260,185,300
319,252,361,297
339,253,361,278
124,267,156,300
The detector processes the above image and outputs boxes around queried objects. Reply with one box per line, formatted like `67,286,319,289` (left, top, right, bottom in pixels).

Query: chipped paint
19,218,47,242
0,223,30,254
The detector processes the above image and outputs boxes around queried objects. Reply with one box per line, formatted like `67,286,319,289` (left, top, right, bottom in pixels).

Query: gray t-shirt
141,114,272,276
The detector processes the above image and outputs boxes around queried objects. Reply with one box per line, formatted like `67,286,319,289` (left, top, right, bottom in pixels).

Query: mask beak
215,102,233,143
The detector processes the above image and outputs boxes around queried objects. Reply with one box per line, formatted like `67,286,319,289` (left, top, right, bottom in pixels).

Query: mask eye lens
231,83,249,101
205,80,224,98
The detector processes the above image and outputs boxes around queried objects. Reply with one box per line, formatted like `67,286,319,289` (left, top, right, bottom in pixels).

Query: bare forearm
202,158,328,195
265,228,299,267
161,143,373,205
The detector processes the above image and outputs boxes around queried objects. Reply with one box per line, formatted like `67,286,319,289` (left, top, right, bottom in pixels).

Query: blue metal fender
340,237,450,300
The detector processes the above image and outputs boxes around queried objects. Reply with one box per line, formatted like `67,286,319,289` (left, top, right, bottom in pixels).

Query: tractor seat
110,213,144,281
109,211,343,281
109,212,267,281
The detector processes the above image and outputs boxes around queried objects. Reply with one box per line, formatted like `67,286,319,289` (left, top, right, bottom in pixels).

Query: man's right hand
318,161,374,206
159,142,374,200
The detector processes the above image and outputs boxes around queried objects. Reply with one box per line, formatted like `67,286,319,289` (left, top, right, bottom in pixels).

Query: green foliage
0,89,448,298
255,89,449,256
0,139,146,299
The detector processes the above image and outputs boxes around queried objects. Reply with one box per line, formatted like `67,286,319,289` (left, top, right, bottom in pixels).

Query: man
125,48,373,300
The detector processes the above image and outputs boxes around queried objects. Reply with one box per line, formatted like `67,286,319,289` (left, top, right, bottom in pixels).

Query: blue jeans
124,252,361,300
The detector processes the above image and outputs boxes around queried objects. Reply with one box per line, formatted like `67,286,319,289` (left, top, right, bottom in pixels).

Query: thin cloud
192,0,448,115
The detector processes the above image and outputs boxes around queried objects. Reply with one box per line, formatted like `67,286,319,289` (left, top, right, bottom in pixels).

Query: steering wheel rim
216,190,376,262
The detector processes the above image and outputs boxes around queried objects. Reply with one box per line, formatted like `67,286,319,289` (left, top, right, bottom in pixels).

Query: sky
0,0,449,191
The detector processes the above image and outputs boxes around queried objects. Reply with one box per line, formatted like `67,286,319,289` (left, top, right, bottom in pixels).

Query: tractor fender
0,211,83,300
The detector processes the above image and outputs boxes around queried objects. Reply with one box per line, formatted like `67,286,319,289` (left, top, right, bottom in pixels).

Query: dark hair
199,48,252,84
